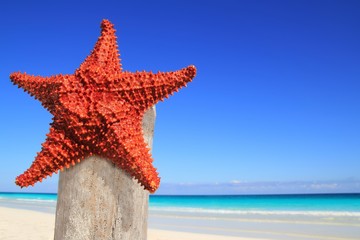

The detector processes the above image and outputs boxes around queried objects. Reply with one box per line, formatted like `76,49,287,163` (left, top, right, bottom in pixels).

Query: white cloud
309,183,338,189
230,180,242,184
155,179,360,195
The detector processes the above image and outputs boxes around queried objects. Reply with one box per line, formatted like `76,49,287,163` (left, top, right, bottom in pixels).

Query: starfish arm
119,65,196,111
10,72,66,110
75,19,122,80
15,126,83,187
103,119,160,193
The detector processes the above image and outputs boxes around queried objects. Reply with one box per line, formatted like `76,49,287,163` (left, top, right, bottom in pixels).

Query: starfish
10,20,196,193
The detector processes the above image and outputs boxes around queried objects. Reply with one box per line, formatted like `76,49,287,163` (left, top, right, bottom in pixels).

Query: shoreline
1,193,360,239
0,207,266,240
1,206,359,240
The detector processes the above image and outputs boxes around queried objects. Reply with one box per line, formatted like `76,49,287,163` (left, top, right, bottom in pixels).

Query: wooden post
54,106,156,240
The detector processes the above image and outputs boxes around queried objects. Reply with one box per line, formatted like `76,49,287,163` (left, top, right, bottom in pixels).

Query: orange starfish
10,20,196,193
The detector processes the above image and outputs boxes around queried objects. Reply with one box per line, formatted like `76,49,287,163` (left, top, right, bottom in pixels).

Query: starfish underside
10,20,196,193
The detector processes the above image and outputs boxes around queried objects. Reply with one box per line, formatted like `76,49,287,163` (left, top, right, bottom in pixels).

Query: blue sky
0,0,359,194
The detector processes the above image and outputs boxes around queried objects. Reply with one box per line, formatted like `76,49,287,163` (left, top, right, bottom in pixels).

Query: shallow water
1,192,360,239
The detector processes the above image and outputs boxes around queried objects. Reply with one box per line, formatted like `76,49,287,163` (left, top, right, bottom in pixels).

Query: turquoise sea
0,192,359,217
1,192,359,239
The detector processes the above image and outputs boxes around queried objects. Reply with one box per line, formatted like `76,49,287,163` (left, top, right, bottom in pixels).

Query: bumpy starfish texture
10,20,196,193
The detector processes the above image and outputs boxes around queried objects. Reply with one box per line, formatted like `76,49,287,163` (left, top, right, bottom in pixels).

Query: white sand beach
147,229,268,240
0,207,267,240
0,207,55,240
1,206,360,240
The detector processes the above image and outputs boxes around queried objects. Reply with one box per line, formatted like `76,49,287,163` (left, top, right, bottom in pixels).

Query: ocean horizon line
1,191,360,196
